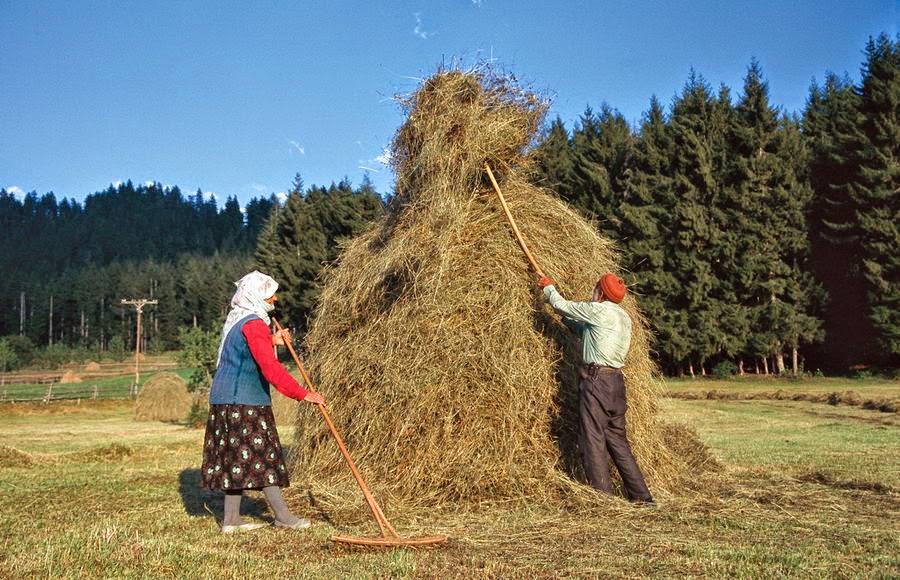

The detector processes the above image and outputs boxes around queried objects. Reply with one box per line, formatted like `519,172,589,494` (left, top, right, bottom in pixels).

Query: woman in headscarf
200,270,326,534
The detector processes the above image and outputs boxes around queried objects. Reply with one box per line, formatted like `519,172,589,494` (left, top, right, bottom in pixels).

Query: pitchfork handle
484,162,546,278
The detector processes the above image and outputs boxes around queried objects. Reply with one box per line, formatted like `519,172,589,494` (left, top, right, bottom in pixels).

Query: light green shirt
543,285,632,368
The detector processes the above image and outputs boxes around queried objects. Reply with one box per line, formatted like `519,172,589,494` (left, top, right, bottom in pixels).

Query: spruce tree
663,71,734,375
852,34,899,361
618,97,685,373
534,116,577,205
567,105,634,234
254,174,328,330
729,60,822,374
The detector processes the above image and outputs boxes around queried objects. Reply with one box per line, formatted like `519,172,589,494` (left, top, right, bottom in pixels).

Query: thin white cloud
471,0,483,6
413,13,431,39
358,147,393,172
289,140,306,155
376,148,393,166
5,186,25,198
249,183,268,192
275,191,288,203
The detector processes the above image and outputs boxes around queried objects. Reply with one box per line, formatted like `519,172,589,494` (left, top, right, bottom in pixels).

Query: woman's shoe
274,518,311,530
221,521,267,534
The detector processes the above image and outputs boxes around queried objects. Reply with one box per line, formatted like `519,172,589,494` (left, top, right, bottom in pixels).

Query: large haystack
293,68,711,510
134,372,193,422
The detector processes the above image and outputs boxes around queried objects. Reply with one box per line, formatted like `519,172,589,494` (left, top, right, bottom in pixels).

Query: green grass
663,398,899,487
1,379,897,578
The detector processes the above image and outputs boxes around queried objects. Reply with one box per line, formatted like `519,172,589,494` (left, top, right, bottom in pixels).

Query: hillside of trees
0,177,383,364
1,33,895,376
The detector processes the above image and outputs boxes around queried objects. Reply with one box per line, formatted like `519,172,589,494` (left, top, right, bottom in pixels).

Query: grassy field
1,378,897,578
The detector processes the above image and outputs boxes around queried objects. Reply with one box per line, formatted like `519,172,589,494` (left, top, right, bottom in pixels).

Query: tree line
533,34,897,375
1,34,894,376
0,177,383,369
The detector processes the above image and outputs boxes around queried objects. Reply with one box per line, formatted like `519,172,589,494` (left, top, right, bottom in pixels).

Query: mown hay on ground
134,372,193,422
292,67,714,511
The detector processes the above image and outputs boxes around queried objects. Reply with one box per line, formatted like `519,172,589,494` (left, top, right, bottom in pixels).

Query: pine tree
804,73,873,369
534,116,577,204
254,174,328,330
618,97,685,373
663,71,735,375
568,106,634,235
728,61,823,374
852,34,899,361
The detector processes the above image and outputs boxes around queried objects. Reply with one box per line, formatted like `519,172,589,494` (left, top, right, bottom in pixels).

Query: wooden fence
0,361,181,403
0,382,139,403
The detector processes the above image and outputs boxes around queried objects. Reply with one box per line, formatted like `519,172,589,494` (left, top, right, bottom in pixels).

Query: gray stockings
579,368,651,501
222,487,300,525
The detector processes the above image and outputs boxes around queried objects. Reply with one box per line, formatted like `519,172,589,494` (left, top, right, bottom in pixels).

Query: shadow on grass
178,469,269,521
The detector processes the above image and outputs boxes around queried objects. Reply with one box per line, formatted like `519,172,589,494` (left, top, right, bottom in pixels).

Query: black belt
579,363,620,378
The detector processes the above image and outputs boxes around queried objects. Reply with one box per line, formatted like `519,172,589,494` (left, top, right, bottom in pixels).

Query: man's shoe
274,518,311,530
221,522,267,534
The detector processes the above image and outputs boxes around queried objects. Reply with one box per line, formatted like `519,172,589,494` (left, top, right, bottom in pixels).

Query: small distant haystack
84,361,101,372
134,372,192,422
59,371,82,384
293,67,712,510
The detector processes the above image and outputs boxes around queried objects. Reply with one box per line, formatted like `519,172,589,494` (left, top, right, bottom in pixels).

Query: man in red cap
539,273,653,503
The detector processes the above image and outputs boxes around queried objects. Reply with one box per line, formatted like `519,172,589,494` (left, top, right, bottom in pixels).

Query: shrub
0,339,18,372
712,360,739,379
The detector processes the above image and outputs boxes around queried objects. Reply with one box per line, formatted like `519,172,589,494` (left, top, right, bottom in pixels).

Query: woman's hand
272,328,291,346
303,391,325,405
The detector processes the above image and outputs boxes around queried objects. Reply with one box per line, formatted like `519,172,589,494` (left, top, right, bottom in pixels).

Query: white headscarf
217,270,279,365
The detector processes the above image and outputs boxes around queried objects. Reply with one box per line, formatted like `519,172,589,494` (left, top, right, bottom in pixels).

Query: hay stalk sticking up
293,67,712,511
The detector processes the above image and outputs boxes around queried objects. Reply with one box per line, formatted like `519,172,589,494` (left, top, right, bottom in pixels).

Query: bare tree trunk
689,362,696,379
738,359,745,376
761,357,769,375
48,295,54,346
775,353,786,375
792,348,799,376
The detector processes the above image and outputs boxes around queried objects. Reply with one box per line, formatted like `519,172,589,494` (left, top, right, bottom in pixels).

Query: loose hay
293,67,713,511
134,372,193,423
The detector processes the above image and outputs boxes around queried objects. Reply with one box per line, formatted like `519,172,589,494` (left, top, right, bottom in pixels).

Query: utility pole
121,298,158,388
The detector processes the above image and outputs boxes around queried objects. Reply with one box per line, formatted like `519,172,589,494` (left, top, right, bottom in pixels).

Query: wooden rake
272,319,447,548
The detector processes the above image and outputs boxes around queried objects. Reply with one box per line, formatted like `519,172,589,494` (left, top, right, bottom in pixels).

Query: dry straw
134,372,193,423
292,67,714,512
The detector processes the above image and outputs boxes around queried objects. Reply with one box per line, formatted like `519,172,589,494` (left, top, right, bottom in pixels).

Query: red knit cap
598,273,626,303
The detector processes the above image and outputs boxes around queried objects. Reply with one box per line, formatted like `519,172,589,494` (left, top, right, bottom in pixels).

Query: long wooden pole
484,162,546,278
272,319,399,539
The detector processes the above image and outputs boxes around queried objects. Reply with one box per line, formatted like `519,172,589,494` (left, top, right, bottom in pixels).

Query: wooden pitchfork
272,319,447,547
484,161,547,277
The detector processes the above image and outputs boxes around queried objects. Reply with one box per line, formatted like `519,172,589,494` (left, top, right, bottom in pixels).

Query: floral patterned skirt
200,404,290,491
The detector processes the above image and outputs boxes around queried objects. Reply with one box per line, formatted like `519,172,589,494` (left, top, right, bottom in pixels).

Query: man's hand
537,276,555,289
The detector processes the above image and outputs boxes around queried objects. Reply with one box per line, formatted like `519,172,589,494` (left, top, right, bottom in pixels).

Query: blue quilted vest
209,315,272,406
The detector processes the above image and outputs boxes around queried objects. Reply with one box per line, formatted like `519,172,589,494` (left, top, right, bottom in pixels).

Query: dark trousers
579,367,651,500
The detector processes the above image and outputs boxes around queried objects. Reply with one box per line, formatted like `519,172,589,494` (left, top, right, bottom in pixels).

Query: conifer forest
1,34,896,376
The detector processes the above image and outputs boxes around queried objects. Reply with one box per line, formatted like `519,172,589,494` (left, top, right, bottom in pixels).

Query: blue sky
2,1,895,207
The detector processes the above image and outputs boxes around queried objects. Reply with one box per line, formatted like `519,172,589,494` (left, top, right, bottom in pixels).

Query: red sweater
242,319,309,402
